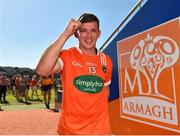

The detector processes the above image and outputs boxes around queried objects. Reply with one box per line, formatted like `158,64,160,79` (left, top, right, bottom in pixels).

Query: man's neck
79,47,97,55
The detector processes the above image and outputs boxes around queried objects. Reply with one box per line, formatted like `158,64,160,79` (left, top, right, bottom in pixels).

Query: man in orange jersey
36,13,113,134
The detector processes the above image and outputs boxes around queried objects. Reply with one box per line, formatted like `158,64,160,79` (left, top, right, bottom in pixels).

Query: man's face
78,21,101,50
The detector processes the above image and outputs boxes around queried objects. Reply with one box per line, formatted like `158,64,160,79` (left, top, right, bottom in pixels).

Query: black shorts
55,91,62,103
42,85,52,92
58,92,62,103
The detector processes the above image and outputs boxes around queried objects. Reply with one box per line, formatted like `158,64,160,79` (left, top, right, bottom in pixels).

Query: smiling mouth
85,39,93,44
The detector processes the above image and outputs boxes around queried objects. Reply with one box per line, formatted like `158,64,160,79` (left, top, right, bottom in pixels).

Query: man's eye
79,30,87,33
91,29,97,32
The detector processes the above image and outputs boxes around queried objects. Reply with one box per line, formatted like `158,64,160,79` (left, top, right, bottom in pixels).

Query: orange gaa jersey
57,47,113,134
41,76,53,86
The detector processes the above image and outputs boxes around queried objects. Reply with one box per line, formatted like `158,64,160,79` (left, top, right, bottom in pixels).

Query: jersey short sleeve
58,49,69,72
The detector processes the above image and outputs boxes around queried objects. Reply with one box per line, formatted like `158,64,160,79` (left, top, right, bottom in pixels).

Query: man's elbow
36,65,48,77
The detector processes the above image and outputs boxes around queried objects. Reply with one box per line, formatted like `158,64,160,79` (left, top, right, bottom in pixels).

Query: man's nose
87,31,92,38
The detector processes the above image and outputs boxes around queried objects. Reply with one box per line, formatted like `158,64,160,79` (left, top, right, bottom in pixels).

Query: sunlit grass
1,88,55,111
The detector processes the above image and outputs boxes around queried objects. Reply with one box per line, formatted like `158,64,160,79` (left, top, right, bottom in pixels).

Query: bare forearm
36,19,81,76
36,32,69,76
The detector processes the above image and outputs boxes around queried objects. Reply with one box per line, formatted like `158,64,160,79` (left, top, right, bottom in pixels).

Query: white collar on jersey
75,47,100,55
75,47,107,73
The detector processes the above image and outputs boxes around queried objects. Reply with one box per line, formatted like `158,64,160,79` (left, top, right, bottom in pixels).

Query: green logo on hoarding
73,75,104,94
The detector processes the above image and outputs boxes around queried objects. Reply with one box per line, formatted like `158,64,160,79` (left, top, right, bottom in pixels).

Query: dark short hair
78,13,99,28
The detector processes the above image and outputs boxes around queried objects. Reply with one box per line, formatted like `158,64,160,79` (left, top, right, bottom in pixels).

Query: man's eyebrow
79,28,98,31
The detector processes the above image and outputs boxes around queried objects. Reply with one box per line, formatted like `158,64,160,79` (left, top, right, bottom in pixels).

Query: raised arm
36,19,81,76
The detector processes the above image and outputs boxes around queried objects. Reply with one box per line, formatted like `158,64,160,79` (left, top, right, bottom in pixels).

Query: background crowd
0,72,62,112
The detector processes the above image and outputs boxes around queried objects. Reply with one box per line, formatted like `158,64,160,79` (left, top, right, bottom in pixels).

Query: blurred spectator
19,73,28,103
53,75,63,112
11,78,16,96
40,75,53,109
15,76,20,101
0,73,9,103
30,75,39,100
